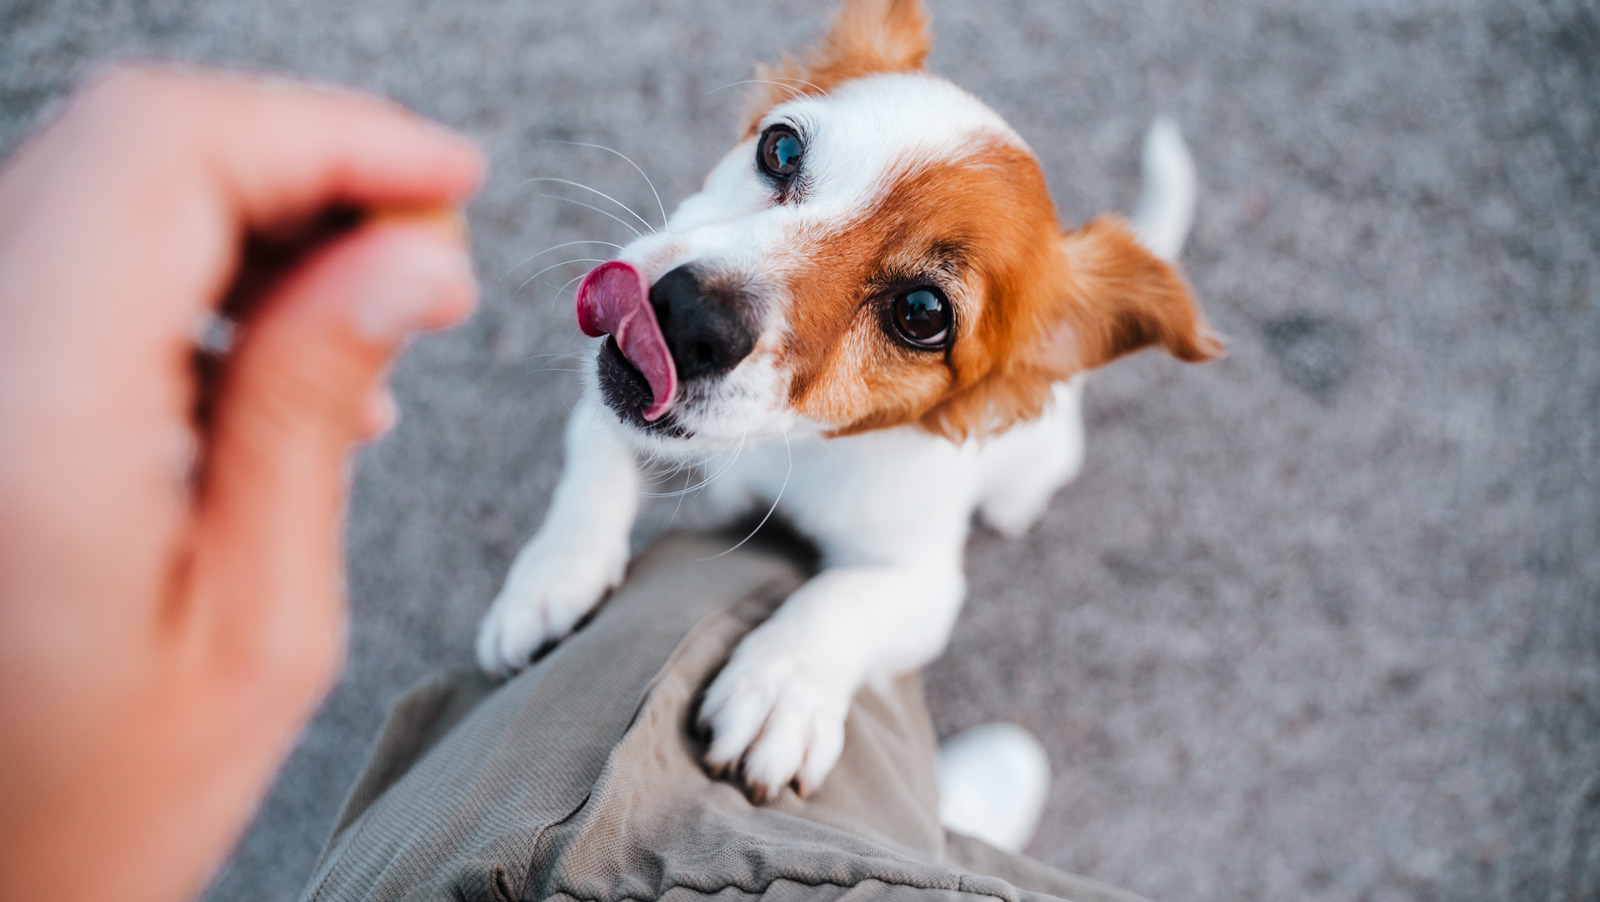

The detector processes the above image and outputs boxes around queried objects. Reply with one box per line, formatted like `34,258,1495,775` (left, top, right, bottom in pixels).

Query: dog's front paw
698,638,854,803
475,540,627,677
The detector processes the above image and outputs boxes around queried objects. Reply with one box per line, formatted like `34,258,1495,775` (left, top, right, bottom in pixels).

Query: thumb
188,219,475,702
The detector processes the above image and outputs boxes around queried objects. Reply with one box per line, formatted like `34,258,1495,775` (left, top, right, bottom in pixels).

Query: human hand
0,65,482,902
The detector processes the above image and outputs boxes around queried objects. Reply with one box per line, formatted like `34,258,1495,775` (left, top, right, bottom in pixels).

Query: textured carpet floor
3,1,1597,900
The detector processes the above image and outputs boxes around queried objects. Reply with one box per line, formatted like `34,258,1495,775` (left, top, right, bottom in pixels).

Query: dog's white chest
699,379,1087,565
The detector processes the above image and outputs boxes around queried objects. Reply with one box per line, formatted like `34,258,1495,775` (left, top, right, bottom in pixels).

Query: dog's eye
757,125,804,181
892,288,951,347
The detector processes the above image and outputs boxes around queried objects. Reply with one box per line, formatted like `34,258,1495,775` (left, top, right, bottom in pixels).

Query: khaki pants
300,533,1151,902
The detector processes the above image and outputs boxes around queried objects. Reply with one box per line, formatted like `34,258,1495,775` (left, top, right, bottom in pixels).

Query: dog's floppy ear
920,215,1222,441
1057,215,1224,370
747,0,932,123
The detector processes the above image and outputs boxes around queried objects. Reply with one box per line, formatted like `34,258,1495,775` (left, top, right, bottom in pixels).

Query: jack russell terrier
478,0,1221,802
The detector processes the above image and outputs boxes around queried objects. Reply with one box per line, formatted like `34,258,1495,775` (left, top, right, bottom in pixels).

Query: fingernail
351,224,476,343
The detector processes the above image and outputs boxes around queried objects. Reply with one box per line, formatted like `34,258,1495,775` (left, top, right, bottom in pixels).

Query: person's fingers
0,66,486,577
73,64,485,228
184,219,476,702
0,68,483,902
0,64,483,355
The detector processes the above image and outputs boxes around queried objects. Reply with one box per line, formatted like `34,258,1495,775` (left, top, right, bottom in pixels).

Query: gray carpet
3,1,1597,900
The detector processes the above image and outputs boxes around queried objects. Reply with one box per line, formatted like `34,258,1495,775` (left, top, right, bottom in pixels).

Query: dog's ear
920,215,1222,441
1056,215,1224,371
747,0,932,124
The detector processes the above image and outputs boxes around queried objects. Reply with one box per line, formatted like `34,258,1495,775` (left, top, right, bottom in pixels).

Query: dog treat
367,204,469,243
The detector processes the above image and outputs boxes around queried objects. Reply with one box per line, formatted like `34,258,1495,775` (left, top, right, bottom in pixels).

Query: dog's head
579,0,1220,454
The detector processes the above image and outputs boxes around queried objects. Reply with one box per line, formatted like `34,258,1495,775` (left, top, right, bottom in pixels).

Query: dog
477,0,1221,802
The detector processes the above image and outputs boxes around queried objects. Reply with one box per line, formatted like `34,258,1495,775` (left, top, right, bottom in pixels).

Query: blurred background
4,1,1597,900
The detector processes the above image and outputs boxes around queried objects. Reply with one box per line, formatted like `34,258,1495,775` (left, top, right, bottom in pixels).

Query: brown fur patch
919,216,1222,440
780,140,1062,436
744,0,933,132
774,153,1220,442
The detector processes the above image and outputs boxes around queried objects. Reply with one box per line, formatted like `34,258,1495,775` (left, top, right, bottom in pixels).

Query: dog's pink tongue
575,261,677,421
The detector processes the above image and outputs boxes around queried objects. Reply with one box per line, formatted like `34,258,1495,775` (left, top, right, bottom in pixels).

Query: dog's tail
1130,117,1196,263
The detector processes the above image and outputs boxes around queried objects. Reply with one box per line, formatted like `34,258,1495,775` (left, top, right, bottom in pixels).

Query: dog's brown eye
893,288,950,347
757,125,803,180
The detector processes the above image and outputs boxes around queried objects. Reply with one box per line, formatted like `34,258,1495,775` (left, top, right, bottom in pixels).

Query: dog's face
581,0,1219,455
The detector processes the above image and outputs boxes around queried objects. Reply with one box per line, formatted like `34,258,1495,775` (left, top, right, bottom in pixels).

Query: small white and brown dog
477,0,1221,802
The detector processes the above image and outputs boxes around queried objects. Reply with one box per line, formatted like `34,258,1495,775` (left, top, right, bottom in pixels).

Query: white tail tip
1131,116,1197,262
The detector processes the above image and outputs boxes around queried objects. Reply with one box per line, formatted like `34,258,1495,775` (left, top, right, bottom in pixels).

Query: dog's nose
649,265,757,380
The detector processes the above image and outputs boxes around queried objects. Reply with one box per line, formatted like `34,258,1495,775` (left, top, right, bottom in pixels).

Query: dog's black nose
650,265,757,380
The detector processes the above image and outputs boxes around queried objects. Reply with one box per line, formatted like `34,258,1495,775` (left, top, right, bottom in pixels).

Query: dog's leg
698,555,966,801
476,395,640,676
977,378,1086,537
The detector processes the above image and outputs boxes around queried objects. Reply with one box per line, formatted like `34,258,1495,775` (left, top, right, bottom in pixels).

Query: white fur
1131,116,1196,262
478,76,1194,796
476,396,639,675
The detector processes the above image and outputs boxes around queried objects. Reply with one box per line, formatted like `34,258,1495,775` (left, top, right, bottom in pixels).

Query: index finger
76,64,485,228
0,63,485,338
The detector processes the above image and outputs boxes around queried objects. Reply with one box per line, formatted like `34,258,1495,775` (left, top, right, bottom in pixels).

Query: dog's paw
475,540,627,677
698,640,853,803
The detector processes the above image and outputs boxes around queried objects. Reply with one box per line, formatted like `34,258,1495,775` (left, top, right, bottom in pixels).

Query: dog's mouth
576,261,677,420
596,337,690,437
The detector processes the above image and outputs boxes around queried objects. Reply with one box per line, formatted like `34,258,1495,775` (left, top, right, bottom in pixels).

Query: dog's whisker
538,194,646,240
663,455,698,524
708,78,822,102
707,79,801,100
642,465,711,497
642,432,747,498
667,431,742,524
670,448,711,520
519,352,588,363
638,450,682,476
699,429,790,562
641,474,701,497
503,239,625,281
650,460,689,485
524,177,657,235
712,79,802,102
543,141,670,230
534,270,592,303
517,258,609,294
539,270,595,317
764,74,829,95
688,434,747,494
